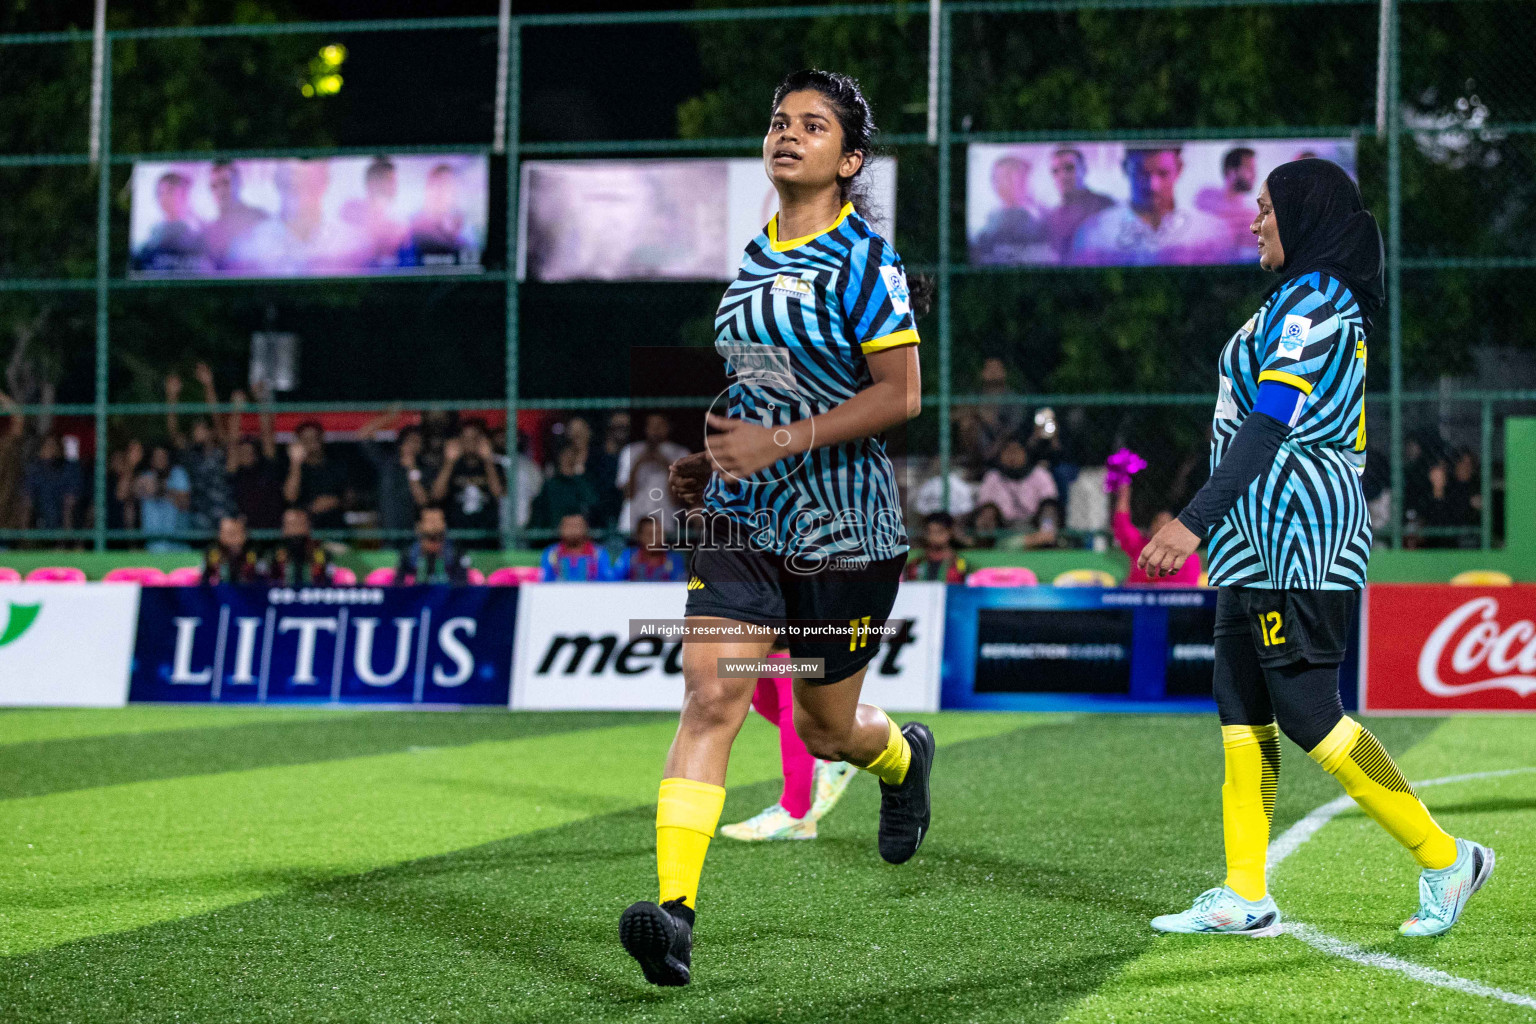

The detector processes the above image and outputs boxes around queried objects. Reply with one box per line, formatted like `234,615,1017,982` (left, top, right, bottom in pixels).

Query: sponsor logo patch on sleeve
1276,314,1311,359
879,265,911,315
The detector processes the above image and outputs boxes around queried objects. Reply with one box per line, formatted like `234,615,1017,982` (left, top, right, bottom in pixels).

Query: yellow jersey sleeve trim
860,328,921,354
767,202,855,252
1257,369,1314,395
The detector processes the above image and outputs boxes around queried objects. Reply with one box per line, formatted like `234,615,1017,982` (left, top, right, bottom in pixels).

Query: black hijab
1264,158,1384,331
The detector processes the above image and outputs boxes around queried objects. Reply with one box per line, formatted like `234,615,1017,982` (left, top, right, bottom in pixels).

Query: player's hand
443,439,463,463
1138,518,1201,578
193,361,215,389
704,413,797,480
164,373,183,401
668,450,712,508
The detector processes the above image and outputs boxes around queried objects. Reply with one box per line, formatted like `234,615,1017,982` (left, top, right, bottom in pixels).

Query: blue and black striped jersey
704,203,918,562
1206,272,1372,590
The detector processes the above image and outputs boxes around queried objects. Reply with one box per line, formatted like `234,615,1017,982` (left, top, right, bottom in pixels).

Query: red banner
1365,585,1536,712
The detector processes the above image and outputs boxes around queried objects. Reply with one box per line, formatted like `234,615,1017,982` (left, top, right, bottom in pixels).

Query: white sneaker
811,760,856,821
718,803,816,842
1151,886,1283,937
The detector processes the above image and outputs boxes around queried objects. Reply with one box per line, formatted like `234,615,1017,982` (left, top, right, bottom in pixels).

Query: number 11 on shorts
848,615,872,651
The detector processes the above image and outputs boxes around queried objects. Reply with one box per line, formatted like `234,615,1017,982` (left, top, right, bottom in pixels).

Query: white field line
1268,765,1536,1011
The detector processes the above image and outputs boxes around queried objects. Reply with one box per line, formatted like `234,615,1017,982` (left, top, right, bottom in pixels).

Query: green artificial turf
2,708,1533,1023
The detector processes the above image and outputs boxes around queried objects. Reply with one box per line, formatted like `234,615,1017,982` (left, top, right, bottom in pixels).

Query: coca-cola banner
1364,585,1536,712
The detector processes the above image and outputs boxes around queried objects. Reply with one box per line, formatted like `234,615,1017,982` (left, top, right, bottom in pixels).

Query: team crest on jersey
879,265,911,315
771,273,816,299
1276,314,1310,359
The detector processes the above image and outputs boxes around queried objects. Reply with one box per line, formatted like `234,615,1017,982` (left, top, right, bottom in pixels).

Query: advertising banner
129,585,517,705
511,582,945,711
943,586,1217,711
966,139,1356,267
129,155,488,277
1363,585,1536,712
0,584,140,707
517,157,896,282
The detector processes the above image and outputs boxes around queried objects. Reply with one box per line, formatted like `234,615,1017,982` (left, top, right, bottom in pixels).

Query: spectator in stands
359,404,429,539
124,442,190,551
225,386,285,531
1113,481,1201,584
0,389,28,533
497,427,543,533
976,436,1058,527
588,412,629,529
23,433,82,540
911,456,977,519
956,357,1025,473
202,514,266,584
267,506,334,585
539,512,605,581
1014,498,1064,550
968,502,1004,550
618,413,688,535
904,512,969,583
432,417,504,548
165,364,236,531
1416,452,1481,549
395,504,471,584
607,514,687,582
283,420,349,532
529,445,601,536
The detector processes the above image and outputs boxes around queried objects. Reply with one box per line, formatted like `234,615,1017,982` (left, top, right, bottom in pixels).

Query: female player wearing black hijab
1141,159,1493,938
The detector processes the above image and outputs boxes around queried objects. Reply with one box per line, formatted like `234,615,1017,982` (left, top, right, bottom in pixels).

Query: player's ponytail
771,69,933,320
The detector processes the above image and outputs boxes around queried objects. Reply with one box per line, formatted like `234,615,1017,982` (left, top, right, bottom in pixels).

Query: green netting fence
0,0,1530,551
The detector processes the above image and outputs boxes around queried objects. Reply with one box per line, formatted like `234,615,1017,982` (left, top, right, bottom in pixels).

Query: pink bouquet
1104,448,1147,492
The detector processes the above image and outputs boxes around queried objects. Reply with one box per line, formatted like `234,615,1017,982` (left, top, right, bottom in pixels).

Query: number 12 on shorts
1258,611,1286,647
848,615,872,651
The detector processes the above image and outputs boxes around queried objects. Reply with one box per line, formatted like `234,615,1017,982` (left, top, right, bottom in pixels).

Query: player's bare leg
793,669,934,864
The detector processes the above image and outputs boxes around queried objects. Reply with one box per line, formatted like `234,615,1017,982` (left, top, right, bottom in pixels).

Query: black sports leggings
1212,633,1345,753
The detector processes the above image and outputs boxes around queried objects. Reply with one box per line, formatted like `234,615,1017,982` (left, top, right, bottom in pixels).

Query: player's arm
705,237,920,479
1141,285,1341,577
1139,387,1299,576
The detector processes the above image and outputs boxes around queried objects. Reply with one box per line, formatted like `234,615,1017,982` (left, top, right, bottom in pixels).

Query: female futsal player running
717,642,857,842
1140,158,1493,937
619,69,932,986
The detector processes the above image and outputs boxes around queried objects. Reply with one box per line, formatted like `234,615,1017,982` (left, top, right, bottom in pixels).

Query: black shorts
683,535,905,686
1213,586,1358,667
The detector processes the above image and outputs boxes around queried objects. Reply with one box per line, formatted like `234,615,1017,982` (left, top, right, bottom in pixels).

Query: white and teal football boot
1400,838,1495,937
1151,886,1283,937
718,803,816,842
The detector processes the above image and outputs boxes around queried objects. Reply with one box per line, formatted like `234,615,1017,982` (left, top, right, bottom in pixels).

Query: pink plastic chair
331,566,358,585
0,567,20,583
466,567,486,585
24,566,87,584
966,566,1039,588
102,566,169,586
487,565,541,586
165,566,205,586
365,567,397,586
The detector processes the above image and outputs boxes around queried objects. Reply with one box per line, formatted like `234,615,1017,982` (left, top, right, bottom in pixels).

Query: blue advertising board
942,586,1361,713
129,585,517,706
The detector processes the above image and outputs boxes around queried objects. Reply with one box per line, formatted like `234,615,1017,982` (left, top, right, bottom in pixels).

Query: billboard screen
517,157,896,282
965,139,1356,267
129,155,488,277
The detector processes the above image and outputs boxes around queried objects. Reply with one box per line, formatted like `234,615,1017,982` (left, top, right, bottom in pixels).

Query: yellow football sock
656,777,726,909
857,713,911,786
1309,716,1457,870
1221,722,1281,901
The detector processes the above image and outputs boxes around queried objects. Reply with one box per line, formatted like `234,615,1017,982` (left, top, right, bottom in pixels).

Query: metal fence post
936,3,953,511
1386,0,1403,549
93,41,113,553
1481,398,1493,549
503,23,523,551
